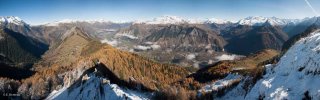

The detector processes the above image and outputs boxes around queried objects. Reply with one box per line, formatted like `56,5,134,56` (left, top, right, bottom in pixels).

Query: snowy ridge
238,16,300,26
245,30,320,99
44,19,127,26
0,16,27,25
46,73,151,100
133,15,189,24
133,15,230,25
205,18,230,24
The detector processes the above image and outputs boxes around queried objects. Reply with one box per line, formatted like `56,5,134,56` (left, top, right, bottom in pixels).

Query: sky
0,0,320,25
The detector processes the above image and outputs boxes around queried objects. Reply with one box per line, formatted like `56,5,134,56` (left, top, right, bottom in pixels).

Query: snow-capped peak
134,15,189,24
0,16,27,25
205,18,230,24
44,19,116,26
133,16,233,25
238,16,270,26
238,16,300,26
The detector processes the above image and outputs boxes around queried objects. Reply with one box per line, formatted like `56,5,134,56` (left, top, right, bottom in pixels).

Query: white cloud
116,34,138,39
134,45,151,51
101,39,118,46
215,54,242,61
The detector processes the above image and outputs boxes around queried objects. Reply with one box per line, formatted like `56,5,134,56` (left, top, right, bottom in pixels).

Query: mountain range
1,15,320,99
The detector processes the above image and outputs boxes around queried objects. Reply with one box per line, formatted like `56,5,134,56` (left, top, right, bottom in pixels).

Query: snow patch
270,87,288,99
262,78,274,88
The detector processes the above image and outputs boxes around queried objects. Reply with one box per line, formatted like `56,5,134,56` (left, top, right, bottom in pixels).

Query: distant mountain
30,21,131,45
2,15,320,99
0,16,28,26
5,15,311,67
224,21,289,55
286,17,320,37
144,24,226,52
0,28,48,67
112,23,227,67
282,20,320,52
0,16,33,37
133,15,231,25
237,16,300,26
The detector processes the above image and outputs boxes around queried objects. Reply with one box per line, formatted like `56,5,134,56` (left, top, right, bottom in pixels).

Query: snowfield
245,30,320,99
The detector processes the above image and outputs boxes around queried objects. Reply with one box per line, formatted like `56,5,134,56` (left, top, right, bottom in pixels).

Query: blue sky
1,0,320,25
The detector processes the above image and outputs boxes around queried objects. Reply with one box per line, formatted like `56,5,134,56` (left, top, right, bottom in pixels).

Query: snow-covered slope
0,16,27,25
46,69,151,100
245,29,320,99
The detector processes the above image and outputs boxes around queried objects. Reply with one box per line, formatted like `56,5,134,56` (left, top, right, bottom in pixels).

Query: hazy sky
1,0,320,25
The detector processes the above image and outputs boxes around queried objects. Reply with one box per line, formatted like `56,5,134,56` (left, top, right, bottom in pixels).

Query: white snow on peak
0,16,26,25
44,19,118,26
246,30,320,99
238,16,298,26
134,15,189,24
205,18,230,24
133,16,232,25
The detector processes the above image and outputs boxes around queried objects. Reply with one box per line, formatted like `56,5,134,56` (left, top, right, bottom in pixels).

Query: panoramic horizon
1,0,320,25
3,0,320,99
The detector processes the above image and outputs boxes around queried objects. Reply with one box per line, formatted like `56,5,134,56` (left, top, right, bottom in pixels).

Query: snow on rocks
237,16,298,26
245,30,320,99
198,74,242,93
46,73,151,100
0,16,27,25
